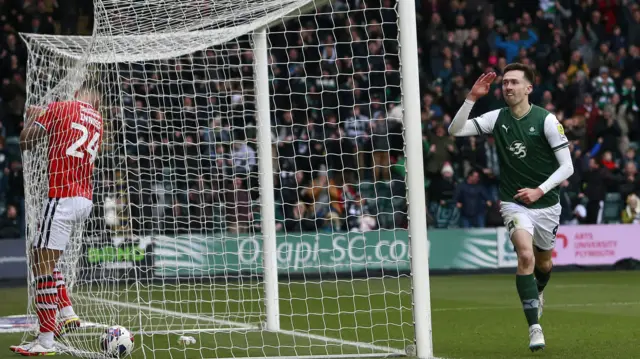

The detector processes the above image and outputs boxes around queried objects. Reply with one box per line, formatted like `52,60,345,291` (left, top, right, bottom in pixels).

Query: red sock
35,275,58,333
52,270,72,310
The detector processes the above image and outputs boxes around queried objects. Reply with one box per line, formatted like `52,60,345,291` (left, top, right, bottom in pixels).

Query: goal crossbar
21,0,328,63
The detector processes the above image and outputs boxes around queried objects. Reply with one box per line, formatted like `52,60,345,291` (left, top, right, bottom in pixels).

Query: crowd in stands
1,0,640,240
420,0,640,227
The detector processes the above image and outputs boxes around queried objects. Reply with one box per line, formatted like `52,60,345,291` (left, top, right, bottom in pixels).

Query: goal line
78,295,407,357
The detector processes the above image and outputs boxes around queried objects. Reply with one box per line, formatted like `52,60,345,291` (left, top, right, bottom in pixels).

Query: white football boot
529,324,545,352
9,335,57,356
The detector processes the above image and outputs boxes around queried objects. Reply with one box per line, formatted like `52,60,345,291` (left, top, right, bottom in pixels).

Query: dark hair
467,169,480,178
503,62,535,84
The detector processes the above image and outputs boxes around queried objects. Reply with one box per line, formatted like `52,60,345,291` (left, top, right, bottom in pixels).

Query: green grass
1,271,639,358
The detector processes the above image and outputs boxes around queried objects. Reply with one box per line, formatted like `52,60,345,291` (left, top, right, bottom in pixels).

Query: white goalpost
19,0,433,358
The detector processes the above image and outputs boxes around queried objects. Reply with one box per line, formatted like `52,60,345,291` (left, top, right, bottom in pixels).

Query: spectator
0,139,7,173
344,105,371,180
623,3,640,47
7,0,640,233
6,160,23,206
593,106,622,155
0,203,19,238
283,201,319,233
621,193,640,224
299,171,343,225
224,177,251,234
571,21,599,69
428,162,457,206
370,112,391,182
230,141,256,175
592,67,617,109
619,162,639,200
621,147,638,169
567,51,590,83
582,158,612,224
559,180,574,224
494,27,539,63
454,170,492,229
345,194,377,233
620,77,639,113
425,123,457,180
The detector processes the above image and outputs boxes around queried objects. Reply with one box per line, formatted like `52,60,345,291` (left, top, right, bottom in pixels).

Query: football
100,325,134,358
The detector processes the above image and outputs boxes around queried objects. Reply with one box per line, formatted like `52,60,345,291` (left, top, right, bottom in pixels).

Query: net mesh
20,0,414,357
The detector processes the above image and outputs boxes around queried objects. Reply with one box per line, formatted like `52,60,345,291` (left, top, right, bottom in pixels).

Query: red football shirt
34,100,103,200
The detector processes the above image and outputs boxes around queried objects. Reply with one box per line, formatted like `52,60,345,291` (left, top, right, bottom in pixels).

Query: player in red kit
10,87,103,356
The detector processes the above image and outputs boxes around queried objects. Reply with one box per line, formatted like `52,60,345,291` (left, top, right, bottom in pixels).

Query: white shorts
500,201,562,251
33,197,93,251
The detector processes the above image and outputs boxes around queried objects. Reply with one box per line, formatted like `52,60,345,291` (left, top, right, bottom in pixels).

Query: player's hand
513,188,544,205
467,72,497,102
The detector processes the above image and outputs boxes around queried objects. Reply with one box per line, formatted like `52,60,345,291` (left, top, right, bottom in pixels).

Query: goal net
19,0,430,358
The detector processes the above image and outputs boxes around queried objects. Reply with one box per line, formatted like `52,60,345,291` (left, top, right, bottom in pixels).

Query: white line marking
434,301,640,312
78,295,405,355
55,342,105,359
0,315,107,334
238,355,404,359
552,283,636,289
436,283,629,293
68,327,251,336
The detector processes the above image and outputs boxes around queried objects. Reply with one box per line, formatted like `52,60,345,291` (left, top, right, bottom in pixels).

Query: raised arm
537,114,574,194
520,29,539,48
448,102,500,136
449,72,500,137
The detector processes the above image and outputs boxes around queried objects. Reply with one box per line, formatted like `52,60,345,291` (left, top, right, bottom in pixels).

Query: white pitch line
68,327,252,336
434,301,640,312
56,342,106,359
238,355,404,359
78,295,404,355
78,296,255,329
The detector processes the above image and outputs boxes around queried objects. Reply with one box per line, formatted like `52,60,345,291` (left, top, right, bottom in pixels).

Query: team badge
508,141,527,159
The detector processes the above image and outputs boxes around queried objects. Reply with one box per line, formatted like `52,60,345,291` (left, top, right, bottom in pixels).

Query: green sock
534,266,551,293
516,274,539,326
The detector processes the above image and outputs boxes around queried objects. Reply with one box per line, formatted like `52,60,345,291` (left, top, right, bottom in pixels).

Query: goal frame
396,1,433,357
20,0,434,357
252,1,433,357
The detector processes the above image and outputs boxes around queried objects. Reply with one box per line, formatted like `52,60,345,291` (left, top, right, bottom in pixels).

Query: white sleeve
538,114,573,194
543,113,569,152
448,100,500,136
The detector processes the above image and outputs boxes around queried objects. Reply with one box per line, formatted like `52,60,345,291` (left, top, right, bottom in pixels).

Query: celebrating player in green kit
448,63,574,352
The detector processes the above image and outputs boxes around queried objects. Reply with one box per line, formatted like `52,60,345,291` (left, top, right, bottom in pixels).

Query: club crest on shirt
508,141,527,159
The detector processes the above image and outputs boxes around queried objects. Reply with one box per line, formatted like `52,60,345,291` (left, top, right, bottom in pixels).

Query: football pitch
1,271,639,359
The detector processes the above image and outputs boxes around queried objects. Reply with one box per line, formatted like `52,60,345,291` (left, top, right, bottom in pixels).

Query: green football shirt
470,104,569,209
